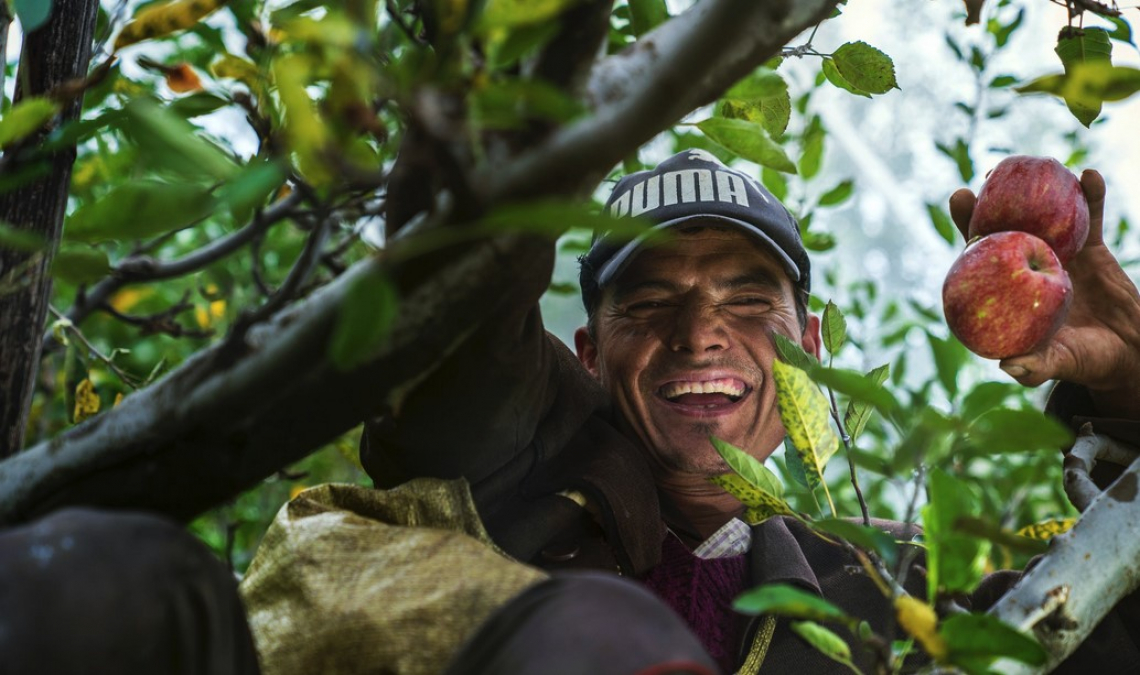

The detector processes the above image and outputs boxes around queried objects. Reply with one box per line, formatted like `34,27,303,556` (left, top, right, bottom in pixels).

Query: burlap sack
239,479,547,675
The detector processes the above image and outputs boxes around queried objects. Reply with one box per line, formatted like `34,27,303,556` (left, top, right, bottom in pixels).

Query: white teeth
661,378,746,399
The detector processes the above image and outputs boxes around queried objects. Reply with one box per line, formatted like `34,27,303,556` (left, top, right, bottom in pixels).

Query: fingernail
1003,365,1028,378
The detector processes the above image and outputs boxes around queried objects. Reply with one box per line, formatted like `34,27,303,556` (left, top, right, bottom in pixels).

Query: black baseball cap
581,150,811,299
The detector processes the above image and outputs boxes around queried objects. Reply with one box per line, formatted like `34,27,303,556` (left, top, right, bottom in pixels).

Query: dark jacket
360,288,1140,672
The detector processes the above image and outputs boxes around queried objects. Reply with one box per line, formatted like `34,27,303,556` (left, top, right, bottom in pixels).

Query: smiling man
342,149,1140,674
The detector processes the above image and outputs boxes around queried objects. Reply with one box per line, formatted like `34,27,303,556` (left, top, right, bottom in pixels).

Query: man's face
575,226,821,476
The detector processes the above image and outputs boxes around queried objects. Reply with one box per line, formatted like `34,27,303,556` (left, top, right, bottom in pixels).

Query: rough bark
0,0,99,456
0,0,839,523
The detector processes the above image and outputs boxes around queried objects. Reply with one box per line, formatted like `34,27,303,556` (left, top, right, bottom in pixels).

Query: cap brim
594,214,803,289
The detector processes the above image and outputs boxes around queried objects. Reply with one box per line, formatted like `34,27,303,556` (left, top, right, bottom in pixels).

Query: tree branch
485,0,839,202
989,435,1140,674
42,190,304,352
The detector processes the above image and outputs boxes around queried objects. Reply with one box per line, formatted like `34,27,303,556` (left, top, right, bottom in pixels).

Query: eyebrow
612,269,786,302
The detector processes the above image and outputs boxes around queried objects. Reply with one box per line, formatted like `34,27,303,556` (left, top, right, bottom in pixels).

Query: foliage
0,0,1137,670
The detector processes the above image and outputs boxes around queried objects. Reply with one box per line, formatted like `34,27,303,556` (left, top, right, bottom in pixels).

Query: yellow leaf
272,53,331,185
195,305,210,328
114,0,226,51
895,595,948,661
109,287,152,313
289,484,308,500
209,298,226,320
772,359,838,486
1017,518,1076,541
113,392,124,407
73,378,101,423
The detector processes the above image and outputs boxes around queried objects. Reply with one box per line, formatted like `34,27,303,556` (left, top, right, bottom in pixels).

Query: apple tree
0,0,1139,673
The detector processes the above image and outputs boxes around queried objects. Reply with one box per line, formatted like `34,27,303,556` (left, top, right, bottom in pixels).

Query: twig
42,190,305,353
828,386,872,527
385,0,424,45
226,211,332,345
98,292,213,339
47,306,142,388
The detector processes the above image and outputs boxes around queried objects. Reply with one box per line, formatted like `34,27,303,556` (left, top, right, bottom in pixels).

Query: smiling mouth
659,378,750,407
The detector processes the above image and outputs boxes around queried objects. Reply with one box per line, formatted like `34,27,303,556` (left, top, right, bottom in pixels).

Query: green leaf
696,118,796,174
119,99,239,180
959,381,1020,422
812,367,899,417
51,245,111,285
471,79,583,129
924,469,990,597
1105,16,1134,45
169,93,230,119
831,41,899,95
927,331,968,399
813,517,900,567
783,437,811,489
0,98,61,148
821,57,870,98
791,621,856,668
735,583,851,622
708,473,793,524
628,0,668,36
773,332,820,373
1056,27,1112,70
819,180,854,207
799,115,825,180
15,0,53,32
328,269,399,371
935,139,974,183
0,222,48,252
843,363,889,443
926,203,957,245
822,300,846,355
65,180,216,243
725,68,788,100
479,0,579,30
711,437,785,497
216,161,287,224
773,359,839,490
941,614,1047,670
967,408,1073,453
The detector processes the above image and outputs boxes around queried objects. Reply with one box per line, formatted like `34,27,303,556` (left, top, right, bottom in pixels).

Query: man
346,149,1140,672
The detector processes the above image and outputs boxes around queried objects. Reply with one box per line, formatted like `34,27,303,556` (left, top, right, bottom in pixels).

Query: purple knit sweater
639,533,749,672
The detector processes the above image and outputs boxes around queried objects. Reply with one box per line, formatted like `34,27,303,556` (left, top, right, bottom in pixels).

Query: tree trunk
0,0,100,456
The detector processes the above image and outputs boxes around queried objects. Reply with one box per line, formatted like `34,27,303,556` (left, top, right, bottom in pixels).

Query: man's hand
949,170,1140,419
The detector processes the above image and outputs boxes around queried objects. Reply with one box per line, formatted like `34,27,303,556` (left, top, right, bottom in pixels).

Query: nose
668,301,729,354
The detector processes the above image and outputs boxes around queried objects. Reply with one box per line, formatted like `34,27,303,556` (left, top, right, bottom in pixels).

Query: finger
998,339,1075,388
1080,169,1106,247
949,188,976,242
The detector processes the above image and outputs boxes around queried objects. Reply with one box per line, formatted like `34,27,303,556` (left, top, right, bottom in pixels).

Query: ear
574,326,601,379
801,314,822,360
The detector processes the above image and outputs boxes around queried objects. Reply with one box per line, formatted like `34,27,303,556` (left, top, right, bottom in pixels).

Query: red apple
942,231,1072,360
968,155,1089,264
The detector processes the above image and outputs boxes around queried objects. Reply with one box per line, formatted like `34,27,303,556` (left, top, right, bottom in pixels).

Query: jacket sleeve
358,238,576,490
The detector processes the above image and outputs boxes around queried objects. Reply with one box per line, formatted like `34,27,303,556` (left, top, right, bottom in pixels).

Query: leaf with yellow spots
895,595,948,661
73,378,101,423
773,359,838,503
114,0,226,51
708,473,793,525
1017,518,1076,541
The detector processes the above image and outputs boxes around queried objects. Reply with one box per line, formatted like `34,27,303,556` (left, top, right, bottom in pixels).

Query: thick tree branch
0,233,553,524
989,434,1140,674
0,0,835,522
486,0,838,202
